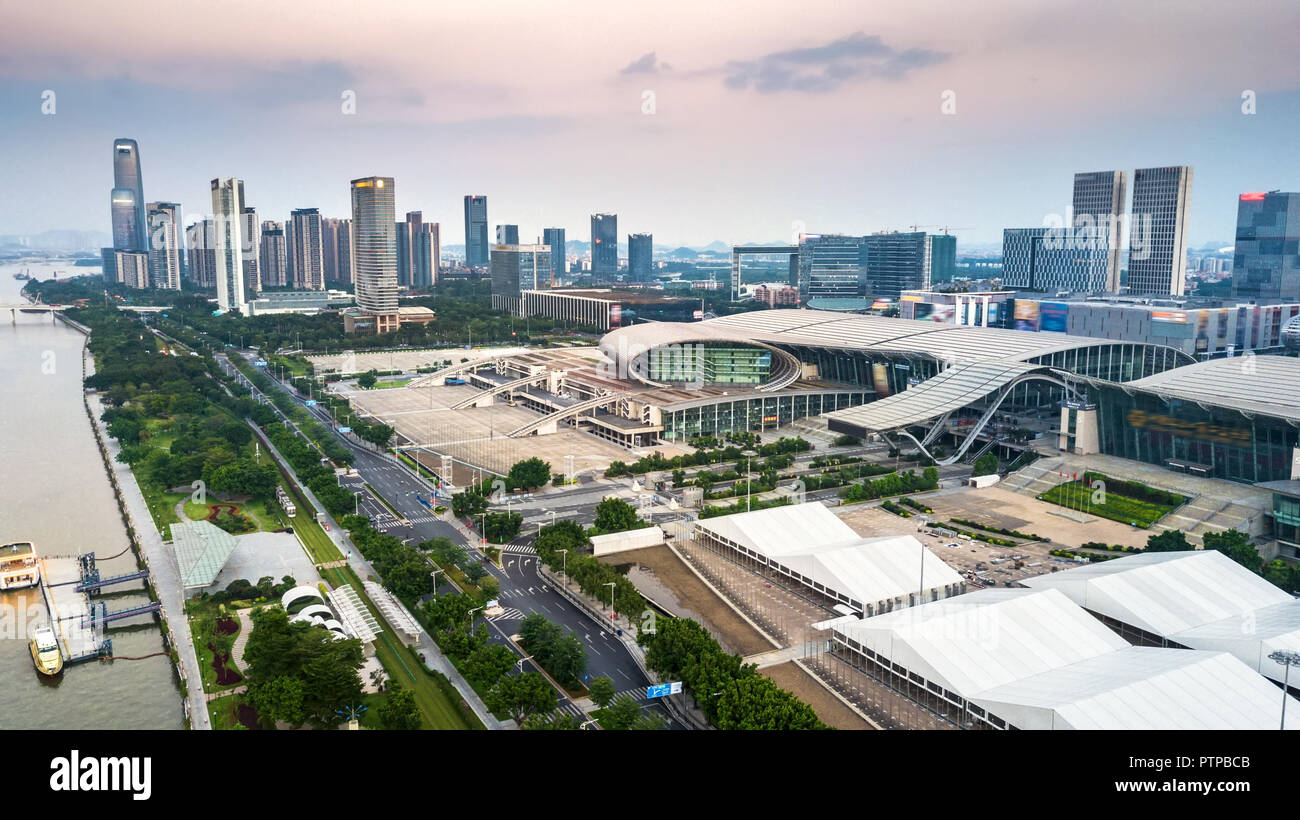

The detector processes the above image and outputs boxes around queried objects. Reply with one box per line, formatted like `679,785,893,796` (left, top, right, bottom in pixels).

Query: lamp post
430,568,443,599
742,449,757,512
354,492,362,516
603,581,616,615
557,548,568,589
1268,649,1300,730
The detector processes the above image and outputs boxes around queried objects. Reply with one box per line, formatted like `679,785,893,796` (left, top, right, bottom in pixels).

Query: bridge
506,390,654,437
81,600,163,629
448,371,552,409
2,303,68,323
405,358,497,388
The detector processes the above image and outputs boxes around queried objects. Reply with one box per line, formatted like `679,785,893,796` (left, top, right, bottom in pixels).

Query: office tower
1072,170,1127,292
491,244,553,313
628,233,653,282
211,177,247,315
415,222,439,288
186,219,216,287
290,208,325,290
396,220,409,286
111,138,147,251
146,202,183,290
1002,227,1083,290
591,213,618,277
543,227,566,279
496,224,519,245
1127,166,1193,296
350,177,399,332
464,195,489,266
797,234,865,299
259,221,288,287
241,207,261,293
928,234,957,285
1233,191,1300,301
861,232,939,299
114,250,150,289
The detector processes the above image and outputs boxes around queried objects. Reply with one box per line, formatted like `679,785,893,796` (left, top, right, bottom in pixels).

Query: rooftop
1120,355,1300,422
171,520,240,589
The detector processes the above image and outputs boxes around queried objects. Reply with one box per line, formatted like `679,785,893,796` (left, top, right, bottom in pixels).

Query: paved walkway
205,685,248,702
88,393,211,730
230,608,254,672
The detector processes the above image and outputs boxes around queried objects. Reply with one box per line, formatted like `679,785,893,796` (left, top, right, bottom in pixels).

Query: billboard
1040,302,1068,333
610,304,623,326
1013,301,1040,331
914,303,954,323
871,363,891,398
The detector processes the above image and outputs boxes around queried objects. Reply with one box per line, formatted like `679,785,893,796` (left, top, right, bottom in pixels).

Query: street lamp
742,449,758,512
603,581,616,615
430,568,444,599
514,655,533,672
1268,649,1300,730
557,548,568,589
466,605,484,628
354,492,362,516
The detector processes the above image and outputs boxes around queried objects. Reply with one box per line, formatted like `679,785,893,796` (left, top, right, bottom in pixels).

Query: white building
211,177,248,315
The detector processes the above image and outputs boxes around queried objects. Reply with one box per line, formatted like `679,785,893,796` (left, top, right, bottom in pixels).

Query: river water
0,261,183,729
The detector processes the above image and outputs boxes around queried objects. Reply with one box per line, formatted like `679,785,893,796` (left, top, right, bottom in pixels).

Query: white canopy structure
363,581,423,643
1023,550,1300,685
692,503,964,615
831,587,1300,730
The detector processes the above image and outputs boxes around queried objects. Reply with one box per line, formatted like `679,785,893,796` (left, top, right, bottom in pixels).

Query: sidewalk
88,392,211,730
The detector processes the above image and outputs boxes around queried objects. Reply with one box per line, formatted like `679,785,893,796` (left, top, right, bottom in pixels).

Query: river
0,260,184,729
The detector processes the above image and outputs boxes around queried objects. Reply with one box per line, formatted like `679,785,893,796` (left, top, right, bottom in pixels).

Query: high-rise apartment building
146,202,183,290
186,219,216,287
211,178,247,315
628,233,653,282
496,224,519,245
1233,191,1300,301
259,221,288,287
350,177,399,333
464,195,489,267
543,228,566,279
114,250,150,289
1127,166,1193,296
415,222,439,288
1072,170,1127,292
591,213,618,277
241,207,261,293
397,211,422,287
289,207,325,290
491,244,553,313
322,217,352,284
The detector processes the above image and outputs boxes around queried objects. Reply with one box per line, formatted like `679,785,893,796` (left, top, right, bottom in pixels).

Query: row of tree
534,520,647,623
339,515,435,605
839,466,940,502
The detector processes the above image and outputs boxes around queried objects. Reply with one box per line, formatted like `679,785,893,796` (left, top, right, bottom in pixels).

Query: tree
972,452,998,477
1145,529,1191,552
462,644,517,690
600,694,643,730
1203,529,1261,573
508,457,552,491
588,676,616,710
593,497,643,534
485,672,557,723
357,370,378,390
378,686,422,730
484,511,522,543
254,675,306,727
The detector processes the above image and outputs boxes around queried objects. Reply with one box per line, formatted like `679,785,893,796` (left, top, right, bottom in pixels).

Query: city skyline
3,1,1299,248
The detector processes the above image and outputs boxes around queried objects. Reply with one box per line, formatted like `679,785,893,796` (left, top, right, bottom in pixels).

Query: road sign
305,399,317,406
646,681,682,699
338,426,352,433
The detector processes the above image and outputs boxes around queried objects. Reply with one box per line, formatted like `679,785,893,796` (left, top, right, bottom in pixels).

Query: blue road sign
647,684,671,699
305,399,317,406
338,426,352,433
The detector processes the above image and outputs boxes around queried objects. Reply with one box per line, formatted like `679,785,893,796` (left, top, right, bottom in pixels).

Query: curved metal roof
1118,355,1300,423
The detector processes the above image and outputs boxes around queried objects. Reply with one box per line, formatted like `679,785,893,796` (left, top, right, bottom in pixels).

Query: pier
37,552,159,666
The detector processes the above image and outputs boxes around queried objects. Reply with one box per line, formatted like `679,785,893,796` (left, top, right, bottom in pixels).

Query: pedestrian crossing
551,700,585,722
500,541,537,556
487,606,526,622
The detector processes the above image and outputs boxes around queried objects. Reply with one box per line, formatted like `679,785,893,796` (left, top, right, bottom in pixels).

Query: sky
2,0,1299,249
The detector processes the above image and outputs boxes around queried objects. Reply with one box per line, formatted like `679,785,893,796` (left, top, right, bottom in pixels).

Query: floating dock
37,553,160,665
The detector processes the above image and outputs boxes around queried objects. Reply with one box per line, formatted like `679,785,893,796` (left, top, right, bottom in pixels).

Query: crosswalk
552,700,586,722
500,541,536,556
486,606,526,622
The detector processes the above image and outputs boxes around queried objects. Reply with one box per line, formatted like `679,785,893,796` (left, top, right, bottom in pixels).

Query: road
214,345,673,727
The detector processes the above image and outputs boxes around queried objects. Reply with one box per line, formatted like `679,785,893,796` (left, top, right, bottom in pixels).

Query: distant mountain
0,230,111,252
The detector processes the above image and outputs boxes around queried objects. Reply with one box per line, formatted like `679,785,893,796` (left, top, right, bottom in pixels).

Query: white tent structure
1023,550,1300,686
831,587,1300,730
692,503,964,616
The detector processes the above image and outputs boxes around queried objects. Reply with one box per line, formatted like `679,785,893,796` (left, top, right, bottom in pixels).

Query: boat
29,627,64,676
0,541,41,590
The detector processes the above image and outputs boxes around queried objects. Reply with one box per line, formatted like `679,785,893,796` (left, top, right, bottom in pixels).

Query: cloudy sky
2,0,1298,248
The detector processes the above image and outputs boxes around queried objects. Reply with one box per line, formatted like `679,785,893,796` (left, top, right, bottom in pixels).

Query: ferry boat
29,627,64,676
0,541,40,590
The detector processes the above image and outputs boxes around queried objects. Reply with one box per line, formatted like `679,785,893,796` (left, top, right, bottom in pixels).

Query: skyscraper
146,202,183,290
284,217,297,285
496,224,519,245
591,213,618,277
350,177,399,333
335,218,352,285
1127,166,1193,296
797,234,865,299
114,251,150,289
628,233,653,282
241,207,261,293
1001,227,1078,290
397,210,423,287
415,222,439,288
464,195,489,267
322,217,352,284
259,221,287,287
1072,170,1127,292
186,219,216,287
211,178,247,315
111,138,147,251
290,207,325,290
491,244,553,313
1233,191,1300,301
543,227,566,279
862,232,936,298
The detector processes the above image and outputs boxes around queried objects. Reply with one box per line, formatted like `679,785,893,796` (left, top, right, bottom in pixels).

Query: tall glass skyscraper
1233,191,1300,301
543,227,566,279
111,138,147,250
464,195,489,267
1127,166,1192,296
591,213,618,277
628,233,653,282
211,178,247,314
351,177,399,332
495,224,519,245
1072,170,1127,292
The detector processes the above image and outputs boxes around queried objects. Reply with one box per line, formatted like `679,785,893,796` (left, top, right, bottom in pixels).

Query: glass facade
661,390,867,440
1093,385,1299,483
1273,493,1300,558
647,343,772,385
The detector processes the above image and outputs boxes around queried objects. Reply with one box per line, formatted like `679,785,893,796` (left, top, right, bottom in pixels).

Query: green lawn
375,379,412,389
208,693,247,730
139,483,186,540
326,565,480,730
1039,481,1179,528
188,611,244,695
